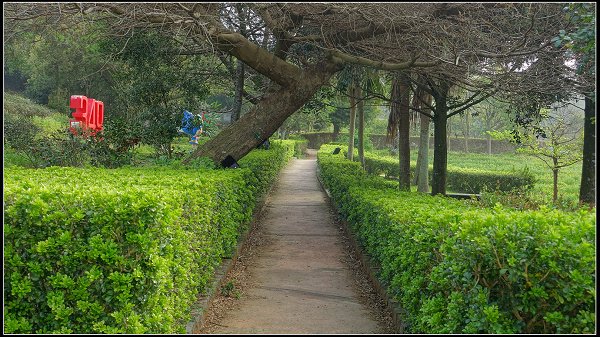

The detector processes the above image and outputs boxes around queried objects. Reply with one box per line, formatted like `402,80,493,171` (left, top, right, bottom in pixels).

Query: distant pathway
203,150,387,334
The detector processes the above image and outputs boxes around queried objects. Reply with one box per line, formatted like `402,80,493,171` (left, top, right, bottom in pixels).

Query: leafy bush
444,166,535,194
30,113,70,136
28,130,91,168
349,146,536,193
337,132,375,152
3,112,40,165
47,87,71,114
286,137,308,158
3,141,296,333
317,145,595,334
3,92,55,118
138,106,181,158
86,134,134,169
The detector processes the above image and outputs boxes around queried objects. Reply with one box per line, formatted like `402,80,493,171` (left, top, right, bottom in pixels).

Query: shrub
445,166,535,194
336,132,375,152
3,92,55,118
47,87,71,115
3,141,295,333
137,106,181,158
335,145,536,193
317,146,595,334
290,138,308,158
27,130,91,168
3,112,40,165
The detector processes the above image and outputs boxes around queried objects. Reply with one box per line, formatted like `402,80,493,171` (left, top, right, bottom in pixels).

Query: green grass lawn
445,151,582,204
31,113,70,136
374,148,583,206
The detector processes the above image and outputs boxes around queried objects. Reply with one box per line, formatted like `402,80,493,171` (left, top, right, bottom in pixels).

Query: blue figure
181,110,203,145
189,126,203,145
181,110,198,135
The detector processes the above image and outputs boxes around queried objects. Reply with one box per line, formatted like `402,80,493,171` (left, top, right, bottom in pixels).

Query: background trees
4,2,594,199
504,102,585,203
552,3,596,207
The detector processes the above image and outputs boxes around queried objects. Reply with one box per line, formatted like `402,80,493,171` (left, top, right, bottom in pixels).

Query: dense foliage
334,145,536,194
317,144,595,334
4,141,295,334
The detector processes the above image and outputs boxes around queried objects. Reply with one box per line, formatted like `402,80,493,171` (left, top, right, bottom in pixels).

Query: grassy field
373,148,583,206
446,151,582,204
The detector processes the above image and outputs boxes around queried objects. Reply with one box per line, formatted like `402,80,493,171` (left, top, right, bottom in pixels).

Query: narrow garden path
199,150,392,334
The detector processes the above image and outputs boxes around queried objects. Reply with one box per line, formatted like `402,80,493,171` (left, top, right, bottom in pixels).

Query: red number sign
69,95,104,136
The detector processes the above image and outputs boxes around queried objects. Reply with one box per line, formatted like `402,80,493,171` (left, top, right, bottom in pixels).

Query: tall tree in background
387,72,411,190
552,3,596,207
356,84,365,168
330,104,350,139
471,98,511,155
503,104,585,204
409,74,497,195
347,82,357,161
412,86,433,192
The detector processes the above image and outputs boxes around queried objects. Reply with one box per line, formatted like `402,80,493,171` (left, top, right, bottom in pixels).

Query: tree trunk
431,80,450,195
278,127,287,140
464,110,470,153
333,122,341,140
553,167,559,204
185,62,339,166
347,83,357,161
231,59,245,122
447,117,451,152
357,85,365,168
579,94,596,207
486,112,492,155
396,72,411,191
415,93,432,193
231,4,247,123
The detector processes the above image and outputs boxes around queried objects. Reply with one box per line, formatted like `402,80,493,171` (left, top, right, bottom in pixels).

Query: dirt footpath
198,150,393,334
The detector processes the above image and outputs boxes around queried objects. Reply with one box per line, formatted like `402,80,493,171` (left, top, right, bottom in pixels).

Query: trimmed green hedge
292,138,308,158
318,146,595,334
339,145,536,193
4,141,295,334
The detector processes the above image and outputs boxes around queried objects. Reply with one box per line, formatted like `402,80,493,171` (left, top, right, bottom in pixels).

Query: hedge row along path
199,150,392,334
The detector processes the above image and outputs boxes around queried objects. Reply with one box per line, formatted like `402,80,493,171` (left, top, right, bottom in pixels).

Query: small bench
444,192,481,200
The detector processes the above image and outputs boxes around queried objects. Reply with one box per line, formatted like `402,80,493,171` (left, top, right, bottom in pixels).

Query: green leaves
3,141,296,333
355,145,536,193
317,145,596,334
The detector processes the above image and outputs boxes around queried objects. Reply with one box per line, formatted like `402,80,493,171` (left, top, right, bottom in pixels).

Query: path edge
185,159,294,334
316,165,408,334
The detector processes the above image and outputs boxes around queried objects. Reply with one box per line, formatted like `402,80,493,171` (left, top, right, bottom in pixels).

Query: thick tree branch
329,49,440,70
447,89,499,118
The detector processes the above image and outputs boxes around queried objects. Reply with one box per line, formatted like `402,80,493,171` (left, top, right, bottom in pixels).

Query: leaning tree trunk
231,59,245,122
347,83,357,161
357,85,365,169
231,3,247,123
431,80,451,195
184,62,339,166
579,94,596,207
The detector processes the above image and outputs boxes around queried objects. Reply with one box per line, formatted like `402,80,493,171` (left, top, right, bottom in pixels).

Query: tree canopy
4,3,591,167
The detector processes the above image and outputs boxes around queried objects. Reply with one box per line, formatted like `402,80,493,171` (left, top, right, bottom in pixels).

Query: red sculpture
69,95,104,136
